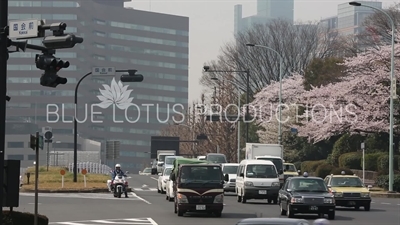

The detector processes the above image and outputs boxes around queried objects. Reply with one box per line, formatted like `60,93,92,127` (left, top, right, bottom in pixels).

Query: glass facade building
6,0,189,172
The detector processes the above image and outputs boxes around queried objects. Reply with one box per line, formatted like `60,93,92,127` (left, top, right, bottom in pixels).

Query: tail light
125,181,128,185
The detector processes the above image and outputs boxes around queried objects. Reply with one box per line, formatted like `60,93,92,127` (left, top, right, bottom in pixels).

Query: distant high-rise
234,0,294,35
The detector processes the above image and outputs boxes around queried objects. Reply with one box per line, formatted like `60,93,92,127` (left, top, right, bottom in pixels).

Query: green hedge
315,164,335,178
3,211,48,225
293,162,302,171
338,152,362,169
364,152,385,171
330,167,353,175
301,160,325,173
375,175,400,192
377,155,400,174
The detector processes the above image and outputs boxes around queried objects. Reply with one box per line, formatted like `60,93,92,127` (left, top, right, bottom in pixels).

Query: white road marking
150,177,158,181
131,188,158,191
20,192,142,201
130,192,151,204
381,202,391,204
49,218,155,225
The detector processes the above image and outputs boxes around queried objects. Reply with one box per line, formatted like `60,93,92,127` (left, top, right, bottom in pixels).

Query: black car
278,172,336,220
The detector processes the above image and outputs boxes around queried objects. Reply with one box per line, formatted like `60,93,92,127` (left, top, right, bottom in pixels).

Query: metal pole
362,147,365,184
237,86,241,163
46,141,50,171
34,132,39,225
278,57,283,145
351,1,396,193
0,0,9,221
74,72,92,182
245,70,250,143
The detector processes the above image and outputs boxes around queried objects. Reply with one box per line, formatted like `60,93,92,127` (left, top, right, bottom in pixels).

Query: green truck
170,158,228,217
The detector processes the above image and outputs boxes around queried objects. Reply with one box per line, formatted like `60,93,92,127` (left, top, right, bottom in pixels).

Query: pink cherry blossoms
251,35,400,143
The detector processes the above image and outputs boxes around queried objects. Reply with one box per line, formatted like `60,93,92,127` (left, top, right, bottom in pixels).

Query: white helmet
313,218,329,225
115,164,121,168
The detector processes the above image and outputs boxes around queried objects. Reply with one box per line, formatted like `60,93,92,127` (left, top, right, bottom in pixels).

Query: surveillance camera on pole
120,69,144,82
42,34,83,49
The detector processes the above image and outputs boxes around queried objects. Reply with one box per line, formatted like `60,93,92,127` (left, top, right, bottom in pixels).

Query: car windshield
257,158,283,172
331,177,364,187
180,166,223,183
158,155,168,162
284,164,296,172
165,157,177,164
289,178,328,192
143,168,151,173
246,165,278,178
163,168,172,176
223,165,238,174
207,154,227,163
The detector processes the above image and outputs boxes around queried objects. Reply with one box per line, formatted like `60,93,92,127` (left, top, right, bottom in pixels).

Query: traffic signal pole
0,0,9,222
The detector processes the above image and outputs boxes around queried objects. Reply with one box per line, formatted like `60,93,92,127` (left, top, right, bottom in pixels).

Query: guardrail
67,162,112,174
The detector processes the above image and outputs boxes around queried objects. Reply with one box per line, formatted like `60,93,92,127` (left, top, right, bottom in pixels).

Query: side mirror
240,173,244,177
327,185,331,188
286,189,292,192
297,170,301,175
156,158,158,161
150,162,153,165
138,171,142,174
224,174,229,181
158,172,162,176
279,169,283,175
283,169,287,172
367,185,373,189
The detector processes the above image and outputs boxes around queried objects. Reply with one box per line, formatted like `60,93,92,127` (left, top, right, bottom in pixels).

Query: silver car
236,218,310,225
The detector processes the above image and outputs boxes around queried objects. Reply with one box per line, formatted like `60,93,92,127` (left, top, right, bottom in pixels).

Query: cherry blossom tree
296,37,400,143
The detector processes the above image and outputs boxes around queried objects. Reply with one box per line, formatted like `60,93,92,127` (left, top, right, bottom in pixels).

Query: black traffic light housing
35,53,69,87
120,70,144,82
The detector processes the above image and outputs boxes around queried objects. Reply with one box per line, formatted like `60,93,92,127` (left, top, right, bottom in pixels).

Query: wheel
280,202,287,215
214,211,222,217
328,211,335,220
117,190,122,198
267,199,272,204
364,204,370,211
169,197,174,202
157,185,160,193
177,203,184,217
166,195,169,200
174,201,177,214
286,205,294,218
241,195,247,203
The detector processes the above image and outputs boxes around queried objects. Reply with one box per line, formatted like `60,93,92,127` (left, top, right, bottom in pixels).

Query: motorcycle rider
111,164,128,198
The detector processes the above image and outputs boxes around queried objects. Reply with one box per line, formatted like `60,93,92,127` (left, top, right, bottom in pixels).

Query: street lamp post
246,44,284,145
203,66,250,143
349,1,396,192
73,69,144,182
211,77,242,163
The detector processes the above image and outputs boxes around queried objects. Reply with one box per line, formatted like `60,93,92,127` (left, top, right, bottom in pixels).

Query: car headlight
244,181,254,186
291,197,303,203
332,191,343,197
324,198,334,204
271,182,280,187
177,193,188,203
213,194,224,203
361,192,370,197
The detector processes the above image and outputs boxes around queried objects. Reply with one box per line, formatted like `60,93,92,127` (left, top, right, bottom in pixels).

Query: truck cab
170,158,228,217
255,155,284,186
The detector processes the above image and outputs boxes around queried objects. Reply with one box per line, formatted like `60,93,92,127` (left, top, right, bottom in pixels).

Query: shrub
338,152,362,169
375,174,400,192
301,160,325,173
364,152,385,171
315,164,335,178
330,167,353,175
2,211,48,225
331,134,363,166
377,155,399,174
293,162,301,171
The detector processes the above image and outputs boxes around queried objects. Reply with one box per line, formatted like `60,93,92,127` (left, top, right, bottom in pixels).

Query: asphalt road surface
16,174,400,225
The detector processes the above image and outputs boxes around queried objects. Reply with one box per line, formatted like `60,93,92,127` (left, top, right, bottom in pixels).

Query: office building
321,1,382,35
234,0,294,35
6,0,189,172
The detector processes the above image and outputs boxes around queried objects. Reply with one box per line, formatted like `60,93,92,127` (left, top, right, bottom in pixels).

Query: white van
235,160,280,204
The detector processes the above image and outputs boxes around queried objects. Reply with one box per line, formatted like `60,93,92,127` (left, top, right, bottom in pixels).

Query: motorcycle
111,175,128,198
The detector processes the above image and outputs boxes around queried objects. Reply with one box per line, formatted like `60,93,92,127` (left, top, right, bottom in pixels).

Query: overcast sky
126,0,395,103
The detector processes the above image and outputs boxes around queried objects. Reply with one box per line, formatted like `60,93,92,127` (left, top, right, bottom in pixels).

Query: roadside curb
371,192,400,198
20,187,132,193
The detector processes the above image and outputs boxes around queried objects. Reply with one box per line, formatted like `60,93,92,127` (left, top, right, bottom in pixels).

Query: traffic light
120,70,144,82
35,53,69,87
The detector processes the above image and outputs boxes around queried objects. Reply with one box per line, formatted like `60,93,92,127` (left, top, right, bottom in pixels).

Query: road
15,174,400,225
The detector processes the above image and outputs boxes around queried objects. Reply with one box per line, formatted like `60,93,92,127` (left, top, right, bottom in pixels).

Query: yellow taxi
324,171,371,211
283,163,300,181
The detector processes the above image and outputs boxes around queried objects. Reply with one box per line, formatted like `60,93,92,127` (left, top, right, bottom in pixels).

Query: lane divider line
130,192,151,204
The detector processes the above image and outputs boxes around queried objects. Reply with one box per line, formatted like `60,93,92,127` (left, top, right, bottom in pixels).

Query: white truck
156,150,176,173
245,143,285,186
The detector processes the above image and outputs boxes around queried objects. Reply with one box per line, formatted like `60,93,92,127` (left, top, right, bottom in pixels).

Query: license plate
259,190,267,194
348,201,356,205
310,206,318,211
196,205,206,210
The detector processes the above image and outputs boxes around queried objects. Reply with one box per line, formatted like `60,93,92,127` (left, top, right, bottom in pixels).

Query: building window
7,154,24,160
7,142,24,148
